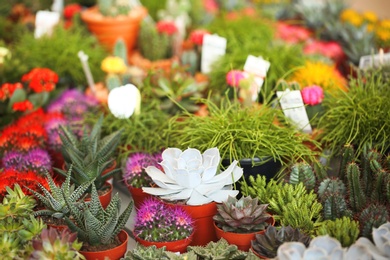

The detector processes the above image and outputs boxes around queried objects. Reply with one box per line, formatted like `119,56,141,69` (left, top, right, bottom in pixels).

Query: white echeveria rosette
142,147,243,206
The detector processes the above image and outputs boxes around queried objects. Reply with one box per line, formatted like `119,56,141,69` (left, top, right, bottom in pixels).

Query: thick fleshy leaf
310,236,342,254
158,188,193,201
145,166,176,185
202,165,218,182
142,187,182,196
180,148,202,165
173,169,202,188
160,161,176,180
303,248,327,259
207,189,239,203
162,148,182,168
277,242,305,260
204,160,243,185
195,182,227,196
186,189,213,205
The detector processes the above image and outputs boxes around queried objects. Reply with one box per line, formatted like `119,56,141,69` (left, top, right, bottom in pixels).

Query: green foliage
316,217,360,247
30,227,85,260
114,38,128,65
318,71,390,157
289,162,316,191
187,238,248,259
139,0,167,21
251,225,311,258
167,96,318,174
359,204,389,241
97,0,131,16
27,169,92,219
58,115,122,190
9,24,107,87
64,184,133,246
347,162,366,212
213,196,271,233
122,244,198,260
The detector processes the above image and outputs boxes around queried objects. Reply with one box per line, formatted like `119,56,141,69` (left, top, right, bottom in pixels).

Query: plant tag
34,11,60,39
359,51,390,69
201,34,227,74
243,55,270,101
277,89,312,134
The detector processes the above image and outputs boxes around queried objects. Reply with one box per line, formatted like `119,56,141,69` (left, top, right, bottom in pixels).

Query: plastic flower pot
126,185,152,210
84,181,113,209
213,215,275,251
133,231,193,253
80,230,129,260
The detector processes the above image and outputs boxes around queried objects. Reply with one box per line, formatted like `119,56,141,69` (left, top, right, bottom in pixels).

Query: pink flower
301,85,324,106
189,29,210,46
276,22,312,44
226,70,246,87
203,0,218,14
304,40,345,61
156,20,178,35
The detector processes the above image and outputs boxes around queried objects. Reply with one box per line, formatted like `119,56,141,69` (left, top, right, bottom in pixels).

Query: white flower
107,84,141,119
142,147,243,206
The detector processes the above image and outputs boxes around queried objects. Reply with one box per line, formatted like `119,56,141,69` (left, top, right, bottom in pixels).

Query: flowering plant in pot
213,195,275,251
133,197,194,253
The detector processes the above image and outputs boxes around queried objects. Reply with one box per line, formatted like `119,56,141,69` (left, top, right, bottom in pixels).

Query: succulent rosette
142,147,243,206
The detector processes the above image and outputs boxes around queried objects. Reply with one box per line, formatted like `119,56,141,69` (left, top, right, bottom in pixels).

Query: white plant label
201,34,227,74
277,89,312,134
359,51,390,69
34,11,60,39
243,55,270,101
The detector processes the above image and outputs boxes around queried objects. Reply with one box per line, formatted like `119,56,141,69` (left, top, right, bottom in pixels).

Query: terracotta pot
164,201,218,246
128,51,179,73
213,215,275,251
126,185,152,210
133,231,193,253
80,230,129,260
80,6,147,53
84,181,113,209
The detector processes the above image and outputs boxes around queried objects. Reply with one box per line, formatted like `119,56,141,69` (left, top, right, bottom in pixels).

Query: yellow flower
362,11,378,24
101,56,127,74
380,20,390,29
340,9,363,27
376,28,390,42
289,61,347,93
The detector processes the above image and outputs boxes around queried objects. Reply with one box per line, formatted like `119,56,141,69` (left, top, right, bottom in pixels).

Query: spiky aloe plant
251,225,311,258
289,162,316,191
64,183,133,246
57,115,122,191
30,227,85,260
213,196,271,233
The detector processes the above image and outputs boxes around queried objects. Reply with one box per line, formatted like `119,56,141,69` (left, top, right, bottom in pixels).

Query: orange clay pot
134,231,193,253
128,51,179,74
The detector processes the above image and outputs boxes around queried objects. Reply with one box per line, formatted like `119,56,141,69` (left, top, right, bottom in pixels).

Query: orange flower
22,68,58,93
12,100,34,112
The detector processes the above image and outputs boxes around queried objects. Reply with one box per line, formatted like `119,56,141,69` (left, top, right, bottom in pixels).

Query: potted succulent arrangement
122,151,162,209
132,197,194,253
213,195,275,251
142,147,244,246
56,115,123,208
64,183,133,260
80,0,147,53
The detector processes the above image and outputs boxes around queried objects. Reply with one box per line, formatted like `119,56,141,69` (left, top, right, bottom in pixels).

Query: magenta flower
304,40,345,61
2,151,24,171
23,148,52,175
44,117,67,151
301,85,324,106
226,70,246,88
276,22,312,44
189,29,210,46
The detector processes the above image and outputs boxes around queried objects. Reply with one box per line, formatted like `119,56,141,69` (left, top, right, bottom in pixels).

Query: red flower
63,3,82,20
276,22,312,44
304,40,345,61
0,82,23,99
156,20,178,35
22,68,59,93
0,88,5,101
12,100,34,112
189,29,210,46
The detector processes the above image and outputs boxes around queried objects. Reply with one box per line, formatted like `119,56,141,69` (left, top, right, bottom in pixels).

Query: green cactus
338,144,354,182
187,238,248,260
346,162,366,212
316,217,360,247
317,178,346,199
289,162,316,191
320,191,352,220
359,204,389,241
105,73,122,91
180,49,198,75
97,0,131,17
114,38,128,65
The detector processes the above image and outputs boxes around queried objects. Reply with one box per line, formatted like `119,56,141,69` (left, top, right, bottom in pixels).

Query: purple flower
2,151,24,170
44,117,67,151
23,148,52,175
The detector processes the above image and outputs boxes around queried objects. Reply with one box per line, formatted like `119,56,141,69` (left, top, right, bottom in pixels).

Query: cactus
359,204,389,241
187,238,248,260
317,178,346,199
97,0,131,17
320,191,352,220
316,217,360,247
346,162,366,212
338,144,355,182
180,49,198,75
289,162,316,191
113,38,128,65
121,244,169,260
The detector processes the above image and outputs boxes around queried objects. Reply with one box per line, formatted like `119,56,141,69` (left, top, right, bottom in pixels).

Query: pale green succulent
187,238,248,260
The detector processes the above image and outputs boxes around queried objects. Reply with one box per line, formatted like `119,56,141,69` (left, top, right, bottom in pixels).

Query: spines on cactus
320,191,352,220
289,162,316,191
359,204,389,241
346,162,366,212
113,38,128,65
338,144,354,181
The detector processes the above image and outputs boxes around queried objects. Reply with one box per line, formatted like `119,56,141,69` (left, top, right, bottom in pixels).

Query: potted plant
29,227,85,260
187,238,252,259
142,147,244,246
250,225,311,259
64,183,133,260
133,197,194,253
122,151,162,209
213,195,275,251
80,0,147,53
56,115,123,208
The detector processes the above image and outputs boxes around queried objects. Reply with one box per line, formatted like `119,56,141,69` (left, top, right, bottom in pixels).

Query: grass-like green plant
318,70,390,157
316,217,360,247
166,95,319,175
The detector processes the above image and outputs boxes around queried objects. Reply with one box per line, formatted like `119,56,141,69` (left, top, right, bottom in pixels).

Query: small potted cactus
212,195,275,251
132,197,194,253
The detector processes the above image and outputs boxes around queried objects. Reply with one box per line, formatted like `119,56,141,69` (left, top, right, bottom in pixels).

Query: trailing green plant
315,217,360,247
187,238,248,259
288,162,316,191
29,227,85,260
26,168,92,219
251,225,311,258
64,183,133,246
213,195,271,233
57,115,122,190
166,95,319,177
9,23,107,87
318,70,390,157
